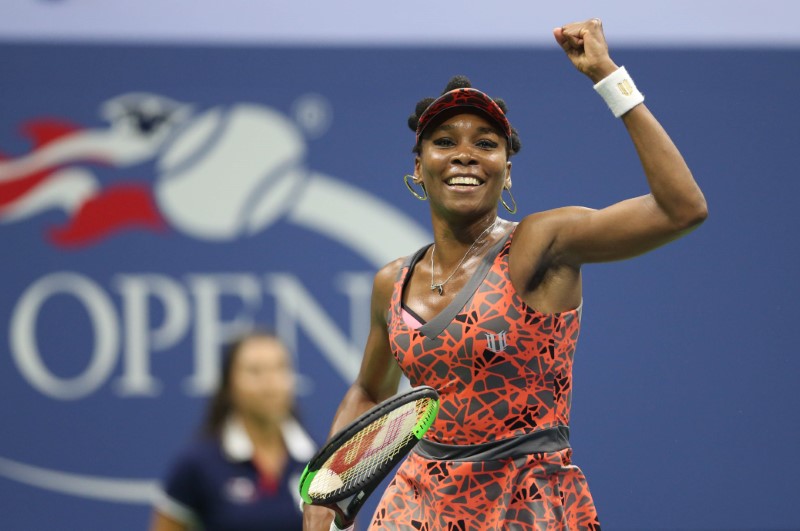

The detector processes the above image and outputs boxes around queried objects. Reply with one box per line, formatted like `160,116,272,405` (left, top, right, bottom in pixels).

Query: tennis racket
299,385,440,530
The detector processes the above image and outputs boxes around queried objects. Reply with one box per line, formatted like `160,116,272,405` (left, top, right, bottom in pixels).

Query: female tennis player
304,18,707,530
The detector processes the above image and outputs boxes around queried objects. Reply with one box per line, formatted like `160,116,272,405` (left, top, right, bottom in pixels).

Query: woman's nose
450,145,478,166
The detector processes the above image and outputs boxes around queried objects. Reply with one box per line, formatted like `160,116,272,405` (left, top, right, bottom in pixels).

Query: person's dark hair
201,329,285,437
408,75,522,156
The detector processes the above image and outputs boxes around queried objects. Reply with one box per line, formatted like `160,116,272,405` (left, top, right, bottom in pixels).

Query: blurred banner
2,0,800,47
1,3,799,531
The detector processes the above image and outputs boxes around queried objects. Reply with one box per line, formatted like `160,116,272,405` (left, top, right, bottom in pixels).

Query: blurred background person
149,330,316,531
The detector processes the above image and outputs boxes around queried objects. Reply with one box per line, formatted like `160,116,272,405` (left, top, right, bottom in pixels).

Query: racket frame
298,386,439,526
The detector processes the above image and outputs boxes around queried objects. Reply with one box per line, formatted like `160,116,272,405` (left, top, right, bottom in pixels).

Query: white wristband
330,521,355,531
593,66,644,118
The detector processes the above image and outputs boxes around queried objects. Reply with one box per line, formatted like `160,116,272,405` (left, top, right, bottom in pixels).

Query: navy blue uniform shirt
154,417,316,531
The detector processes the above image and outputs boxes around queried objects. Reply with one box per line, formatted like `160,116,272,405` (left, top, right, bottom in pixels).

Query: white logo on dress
485,331,509,353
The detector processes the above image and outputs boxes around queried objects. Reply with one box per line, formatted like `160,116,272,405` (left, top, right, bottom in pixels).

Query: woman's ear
505,162,512,189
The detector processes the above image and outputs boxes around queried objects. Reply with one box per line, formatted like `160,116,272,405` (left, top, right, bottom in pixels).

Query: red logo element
0,116,167,248
327,409,413,475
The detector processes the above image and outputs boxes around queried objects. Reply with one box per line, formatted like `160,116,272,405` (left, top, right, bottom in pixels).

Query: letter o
10,272,119,400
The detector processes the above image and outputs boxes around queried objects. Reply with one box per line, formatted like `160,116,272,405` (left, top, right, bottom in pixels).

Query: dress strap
398,243,433,280
416,231,512,339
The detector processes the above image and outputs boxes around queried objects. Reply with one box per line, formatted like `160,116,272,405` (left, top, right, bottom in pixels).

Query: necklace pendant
428,217,497,299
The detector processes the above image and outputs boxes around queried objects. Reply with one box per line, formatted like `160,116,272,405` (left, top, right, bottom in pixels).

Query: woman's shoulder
376,256,407,278
374,249,424,289
371,244,433,313
169,435,221,467
159,435,222,489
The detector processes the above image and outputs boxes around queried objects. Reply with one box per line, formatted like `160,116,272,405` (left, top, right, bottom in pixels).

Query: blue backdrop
1,43,798,530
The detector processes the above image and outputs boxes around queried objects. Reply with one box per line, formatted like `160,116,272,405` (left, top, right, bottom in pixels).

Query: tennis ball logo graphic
155,104,307,240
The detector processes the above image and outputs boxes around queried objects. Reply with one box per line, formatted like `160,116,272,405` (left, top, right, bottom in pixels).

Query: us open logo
0,93,430,504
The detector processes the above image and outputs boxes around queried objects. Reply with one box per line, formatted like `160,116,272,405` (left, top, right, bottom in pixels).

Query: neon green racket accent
298,465,317,504
413,398,439,439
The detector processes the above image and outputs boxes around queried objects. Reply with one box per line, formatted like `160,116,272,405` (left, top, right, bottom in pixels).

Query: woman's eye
477,139,499,149
432,137,455,147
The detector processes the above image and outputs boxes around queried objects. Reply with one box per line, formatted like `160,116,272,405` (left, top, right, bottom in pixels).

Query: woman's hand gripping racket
299,386,439,531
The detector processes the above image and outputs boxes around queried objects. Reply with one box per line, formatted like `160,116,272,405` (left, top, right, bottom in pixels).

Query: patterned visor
415,87,512,147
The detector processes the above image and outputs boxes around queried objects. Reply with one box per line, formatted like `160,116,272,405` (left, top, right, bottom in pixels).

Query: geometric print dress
368,227,601,530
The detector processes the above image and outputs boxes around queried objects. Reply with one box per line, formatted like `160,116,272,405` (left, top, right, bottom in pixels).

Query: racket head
299,385,439,507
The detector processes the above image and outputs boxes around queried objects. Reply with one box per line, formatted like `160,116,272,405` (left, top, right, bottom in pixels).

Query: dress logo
485,331,509,353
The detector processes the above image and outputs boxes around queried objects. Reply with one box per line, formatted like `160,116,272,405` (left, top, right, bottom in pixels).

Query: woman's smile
445,175,484,187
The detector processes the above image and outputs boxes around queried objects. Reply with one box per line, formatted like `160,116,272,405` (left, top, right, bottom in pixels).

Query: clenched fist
553,19,619,83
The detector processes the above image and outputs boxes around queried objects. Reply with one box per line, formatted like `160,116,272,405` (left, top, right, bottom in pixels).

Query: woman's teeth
447,176,481,186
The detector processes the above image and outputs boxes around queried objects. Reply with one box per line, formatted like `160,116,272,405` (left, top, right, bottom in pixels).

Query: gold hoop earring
404,174,427,201
501,186,517,214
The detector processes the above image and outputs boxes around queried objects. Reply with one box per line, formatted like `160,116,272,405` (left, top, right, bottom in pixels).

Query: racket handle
330,521,355,531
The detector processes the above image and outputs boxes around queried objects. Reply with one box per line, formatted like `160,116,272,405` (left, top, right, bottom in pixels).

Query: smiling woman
303,18,707,531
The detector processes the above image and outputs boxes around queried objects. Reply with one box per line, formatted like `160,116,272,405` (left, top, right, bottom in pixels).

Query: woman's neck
237,412,284,447
434,213,498,243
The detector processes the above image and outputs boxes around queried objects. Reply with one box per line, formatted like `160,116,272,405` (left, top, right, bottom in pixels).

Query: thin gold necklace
430,217,497,296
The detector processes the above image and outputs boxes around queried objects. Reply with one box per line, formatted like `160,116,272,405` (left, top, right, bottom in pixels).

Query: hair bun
443,75,472,92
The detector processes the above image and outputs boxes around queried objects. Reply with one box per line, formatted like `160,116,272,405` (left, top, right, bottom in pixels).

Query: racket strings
308,399,432,499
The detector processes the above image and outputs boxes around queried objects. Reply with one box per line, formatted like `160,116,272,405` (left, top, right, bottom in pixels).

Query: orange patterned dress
369,228,601,530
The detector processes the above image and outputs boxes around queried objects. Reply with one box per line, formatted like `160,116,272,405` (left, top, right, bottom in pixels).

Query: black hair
407,75,522,156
